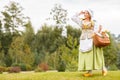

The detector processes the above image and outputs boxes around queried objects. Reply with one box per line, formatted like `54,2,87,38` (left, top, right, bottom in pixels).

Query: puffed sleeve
71,13,82,27
93,20,100,33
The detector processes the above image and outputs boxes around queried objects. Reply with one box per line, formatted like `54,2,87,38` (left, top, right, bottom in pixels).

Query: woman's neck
84,18,91,21
85,18,91,21
83,18,91,25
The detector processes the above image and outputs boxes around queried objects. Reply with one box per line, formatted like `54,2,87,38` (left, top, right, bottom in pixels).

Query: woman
71,9,107,77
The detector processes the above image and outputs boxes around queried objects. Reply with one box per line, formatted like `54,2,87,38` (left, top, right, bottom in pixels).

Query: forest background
0,1,120,73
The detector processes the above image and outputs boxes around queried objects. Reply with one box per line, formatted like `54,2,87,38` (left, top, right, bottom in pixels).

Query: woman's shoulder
91,19,97,23
92,19,100,25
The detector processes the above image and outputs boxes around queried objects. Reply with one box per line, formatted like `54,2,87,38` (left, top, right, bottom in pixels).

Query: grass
0,71,120,80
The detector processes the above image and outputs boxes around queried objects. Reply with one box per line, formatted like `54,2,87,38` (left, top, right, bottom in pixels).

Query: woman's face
84,10,91,19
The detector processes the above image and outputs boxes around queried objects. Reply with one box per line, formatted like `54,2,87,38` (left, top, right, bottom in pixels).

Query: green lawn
0,71,120,80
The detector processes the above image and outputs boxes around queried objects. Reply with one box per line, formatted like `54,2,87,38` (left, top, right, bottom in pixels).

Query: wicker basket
93,32,110,47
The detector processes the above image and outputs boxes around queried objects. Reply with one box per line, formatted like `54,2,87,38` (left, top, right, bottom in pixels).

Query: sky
0,0,120,36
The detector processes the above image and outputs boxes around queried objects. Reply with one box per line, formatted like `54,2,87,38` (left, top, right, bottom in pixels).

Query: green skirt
78,45,105,71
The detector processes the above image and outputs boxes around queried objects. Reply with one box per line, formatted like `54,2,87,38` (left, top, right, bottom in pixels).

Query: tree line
0,1,120,72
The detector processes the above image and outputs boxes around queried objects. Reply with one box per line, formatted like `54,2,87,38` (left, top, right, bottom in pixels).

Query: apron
79,21,94,52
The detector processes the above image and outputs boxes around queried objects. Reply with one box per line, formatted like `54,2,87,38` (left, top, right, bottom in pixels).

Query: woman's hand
79,11,85,15
98,25,102,33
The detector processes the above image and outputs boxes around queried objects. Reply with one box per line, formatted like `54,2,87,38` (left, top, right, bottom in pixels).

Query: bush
19,63,32,71
57,60,66,72
11,63,19,67
38,62,49,72
8,67,21,73
0,62,6,67
19,63,26,71
0,66,6,74
108,64,118,71
34,67,43,72
11,63,32,71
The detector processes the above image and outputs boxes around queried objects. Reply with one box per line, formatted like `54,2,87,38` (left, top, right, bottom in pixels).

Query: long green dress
78,45,105,71
78,22,105,71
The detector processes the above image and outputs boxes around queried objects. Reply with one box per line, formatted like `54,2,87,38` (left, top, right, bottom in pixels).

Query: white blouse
71,13,100,52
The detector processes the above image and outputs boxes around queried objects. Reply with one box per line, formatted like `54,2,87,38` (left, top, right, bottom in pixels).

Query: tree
66,25,81,46
34,25,53,65
47,26,80,71
8,36,34,66
0,43,5,66
117,43,120,69
0,19,5,66
114,34,120,69
103,32,118,68
23,21,35,51
50,3,68,37
1,1,29,55
50,4,68,25
0,20,2,33
49,4,69,70
2,1,29,34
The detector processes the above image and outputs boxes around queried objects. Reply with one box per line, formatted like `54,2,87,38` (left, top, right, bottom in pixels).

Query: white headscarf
87,9,93,17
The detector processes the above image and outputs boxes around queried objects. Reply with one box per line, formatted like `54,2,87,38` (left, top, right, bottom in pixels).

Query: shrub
11,63,32,71
24,64,32,71
57,60,66,72
0,62,6,67
19,63,26,71
6,67,11,72
8,67,21,73
0,66,6,74
11,63,19,67
38,62,49,72
108,64,118,71
19,63,32,71
34,67,43,72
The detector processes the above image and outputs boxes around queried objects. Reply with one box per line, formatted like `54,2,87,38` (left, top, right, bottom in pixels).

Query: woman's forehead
84,10,89,13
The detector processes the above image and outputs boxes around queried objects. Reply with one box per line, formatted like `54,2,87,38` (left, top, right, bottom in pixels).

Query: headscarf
83,9,94,18
87,9,93,17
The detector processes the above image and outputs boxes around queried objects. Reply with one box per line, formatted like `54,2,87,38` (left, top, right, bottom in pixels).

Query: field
0,71,120,80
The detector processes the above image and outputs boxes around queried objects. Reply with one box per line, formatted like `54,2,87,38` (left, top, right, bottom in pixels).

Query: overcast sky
0,0,120,35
